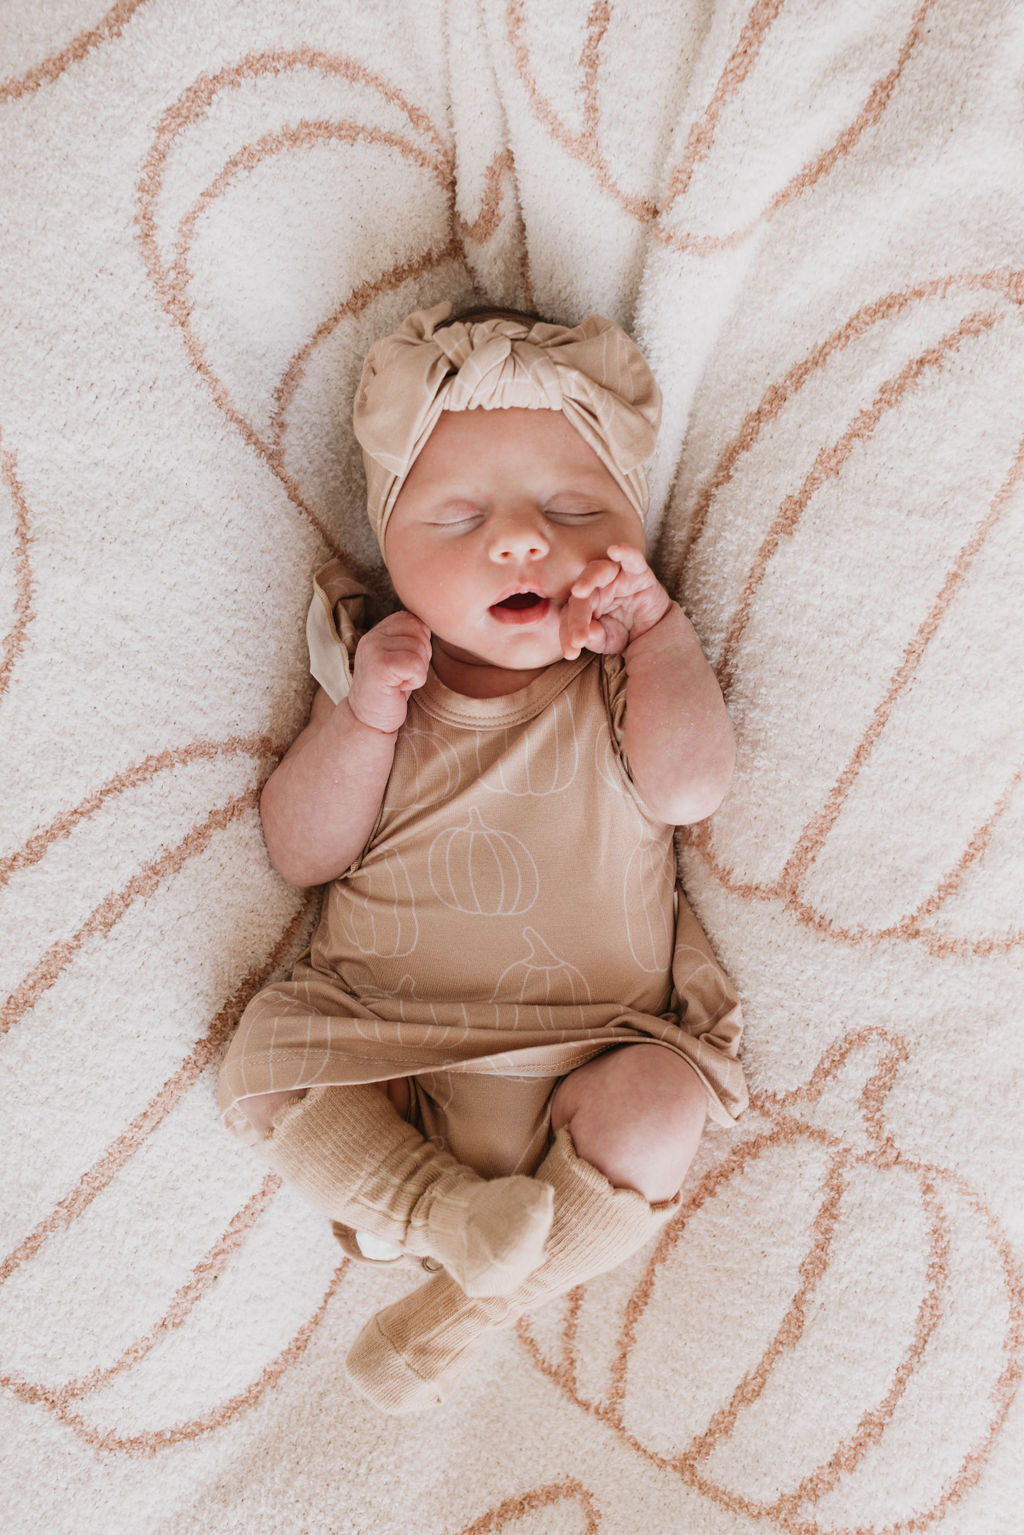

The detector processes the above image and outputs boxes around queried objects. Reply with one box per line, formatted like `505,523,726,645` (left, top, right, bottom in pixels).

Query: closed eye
428,512,485,529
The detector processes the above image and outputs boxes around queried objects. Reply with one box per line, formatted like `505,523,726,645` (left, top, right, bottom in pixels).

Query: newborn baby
218,300,748,1412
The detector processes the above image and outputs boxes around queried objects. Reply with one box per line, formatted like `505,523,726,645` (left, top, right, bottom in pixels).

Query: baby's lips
487,593,552,626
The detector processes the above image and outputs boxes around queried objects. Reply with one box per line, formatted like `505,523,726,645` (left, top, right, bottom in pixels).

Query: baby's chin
433,627,568,675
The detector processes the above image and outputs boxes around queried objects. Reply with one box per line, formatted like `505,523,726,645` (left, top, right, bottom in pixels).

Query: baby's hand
348,611,432,732
560,545,673,659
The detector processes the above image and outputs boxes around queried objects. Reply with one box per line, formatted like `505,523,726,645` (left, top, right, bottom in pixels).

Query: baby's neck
430,645,553,699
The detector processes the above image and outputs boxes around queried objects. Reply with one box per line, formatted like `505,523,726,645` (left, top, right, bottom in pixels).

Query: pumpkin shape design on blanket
506,0,938,251
136,46,481,573
680,273,1024,959
517,1028,1023,1532
428,807,540,916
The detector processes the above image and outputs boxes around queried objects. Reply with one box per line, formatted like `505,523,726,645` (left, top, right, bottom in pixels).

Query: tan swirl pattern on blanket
0,883,343,1449
0,0,152,104
0,437,34,703
505,0,939,251
0,41,527,1462
516,1030,1024,1532
455,1480,601,1535
0,462,333,1442
134,49,530,585
136,50,454,565
1,3,1021,1530
668,271,1024,957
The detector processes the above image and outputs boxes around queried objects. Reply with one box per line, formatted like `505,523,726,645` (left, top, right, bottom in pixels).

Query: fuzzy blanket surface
2,3,1022,1533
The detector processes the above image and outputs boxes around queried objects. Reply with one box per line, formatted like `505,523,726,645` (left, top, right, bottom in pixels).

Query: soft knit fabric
262,1084,554,1297
345,1126,678,1413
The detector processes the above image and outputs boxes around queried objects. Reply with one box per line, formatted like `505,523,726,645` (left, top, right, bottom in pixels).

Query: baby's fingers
605,543,651,575
570,557,623,600
386,640,432,690
559,590,600,660
383,610,432,652
380,614,432,666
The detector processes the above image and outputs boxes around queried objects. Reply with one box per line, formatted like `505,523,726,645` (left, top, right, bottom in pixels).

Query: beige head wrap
352,301,662,550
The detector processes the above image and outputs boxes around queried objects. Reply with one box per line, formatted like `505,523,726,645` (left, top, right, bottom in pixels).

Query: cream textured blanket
2,3,1022,1533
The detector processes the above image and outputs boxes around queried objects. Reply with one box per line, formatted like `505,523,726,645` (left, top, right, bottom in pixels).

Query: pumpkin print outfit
219,561,748,1178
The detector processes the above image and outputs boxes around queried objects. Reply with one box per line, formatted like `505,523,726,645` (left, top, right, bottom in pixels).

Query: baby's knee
551,1046,707,1202
554,1044,704,1129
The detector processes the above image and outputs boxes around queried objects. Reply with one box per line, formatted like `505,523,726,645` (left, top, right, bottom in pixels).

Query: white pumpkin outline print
623,833,677,973
594,714,634,799
669,941,743,1035
357,973,471,1049
336,847,419,957
398,724,464,804
427,806,540,916
479,687,582,798
492,927,593,1028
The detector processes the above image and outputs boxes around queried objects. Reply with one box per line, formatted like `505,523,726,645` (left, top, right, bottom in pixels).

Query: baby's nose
488,510,550,561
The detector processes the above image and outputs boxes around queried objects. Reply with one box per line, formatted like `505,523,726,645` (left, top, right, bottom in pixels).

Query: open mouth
497,592,543,610
488,591,551,624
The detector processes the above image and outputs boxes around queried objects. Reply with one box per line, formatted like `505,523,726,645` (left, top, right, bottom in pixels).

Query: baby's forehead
355,304,659,548
414,406,612,479
390,407,636,530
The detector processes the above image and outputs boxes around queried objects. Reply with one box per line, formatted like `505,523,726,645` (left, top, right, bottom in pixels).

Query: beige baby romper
218,561,748,1177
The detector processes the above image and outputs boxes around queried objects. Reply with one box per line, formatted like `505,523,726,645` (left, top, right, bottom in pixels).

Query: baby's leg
346,1121,678,1413
247,1081,553,1297
549,1042,707,1201
240,1077,410,1138
345,1044,707,1412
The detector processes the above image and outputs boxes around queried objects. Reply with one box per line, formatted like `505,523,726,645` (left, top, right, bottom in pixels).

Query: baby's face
384,407,645,685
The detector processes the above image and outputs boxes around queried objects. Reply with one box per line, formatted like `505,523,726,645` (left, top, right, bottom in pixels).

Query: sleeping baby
218,300,748,1413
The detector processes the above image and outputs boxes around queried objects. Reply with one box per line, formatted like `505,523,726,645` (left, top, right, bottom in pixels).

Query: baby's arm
561,546,734,825
259,611,432,886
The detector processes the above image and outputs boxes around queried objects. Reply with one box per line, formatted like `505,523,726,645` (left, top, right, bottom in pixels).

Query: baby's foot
346,1272,504,1413
416,1173,553,1296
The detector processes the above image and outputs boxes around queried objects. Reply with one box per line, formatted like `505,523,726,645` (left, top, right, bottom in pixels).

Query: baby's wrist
344,689,404,737
623,599,687,667
624,589,676,647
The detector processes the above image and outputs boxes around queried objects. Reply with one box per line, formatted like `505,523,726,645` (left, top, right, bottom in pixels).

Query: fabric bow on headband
352,301,662,549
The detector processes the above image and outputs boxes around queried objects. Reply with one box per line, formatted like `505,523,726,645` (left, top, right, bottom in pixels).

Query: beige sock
262,1084,554,1297
345,1125,679,1413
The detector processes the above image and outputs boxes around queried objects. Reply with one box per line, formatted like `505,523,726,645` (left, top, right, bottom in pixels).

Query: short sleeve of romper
218,560,748,1144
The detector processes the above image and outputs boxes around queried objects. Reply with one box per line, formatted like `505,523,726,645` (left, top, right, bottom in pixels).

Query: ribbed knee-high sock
262,1085,553,1297
345,1125,679,1412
